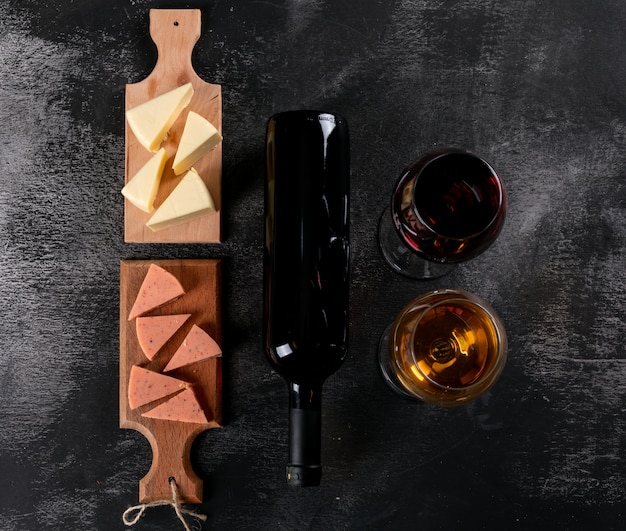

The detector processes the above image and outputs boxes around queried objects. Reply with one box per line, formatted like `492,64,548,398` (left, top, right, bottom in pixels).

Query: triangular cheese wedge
121,148,168,212
127,366,189,409
136,314,191,361
172,111,222,175
142,387,210,424
164,324,222,372
126,83,194,152
128,264,185,320
146,168,216,232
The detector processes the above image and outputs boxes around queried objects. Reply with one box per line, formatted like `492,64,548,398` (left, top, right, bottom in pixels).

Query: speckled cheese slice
163,324,222,372
172,111,222,175
128,264,185,320
126,82,194,152
136,314,191,361
127,365,190,409
121,148,168,213
146,168,216,232
141,387,210,424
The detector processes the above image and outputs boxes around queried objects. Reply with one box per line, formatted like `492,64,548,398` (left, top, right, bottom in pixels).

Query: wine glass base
377,208,455,280
377,323,419,401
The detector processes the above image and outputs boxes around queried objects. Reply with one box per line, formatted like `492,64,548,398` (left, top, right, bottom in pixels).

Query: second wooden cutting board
120,259,222,504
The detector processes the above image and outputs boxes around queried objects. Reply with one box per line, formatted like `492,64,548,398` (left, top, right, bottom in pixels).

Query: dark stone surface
1,0,625,529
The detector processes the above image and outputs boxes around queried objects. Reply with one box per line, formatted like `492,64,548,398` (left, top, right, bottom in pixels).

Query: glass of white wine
378,289,507,406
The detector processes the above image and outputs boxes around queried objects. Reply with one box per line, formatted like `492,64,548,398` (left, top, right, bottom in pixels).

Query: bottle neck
289,381,323,410
287,381,323,486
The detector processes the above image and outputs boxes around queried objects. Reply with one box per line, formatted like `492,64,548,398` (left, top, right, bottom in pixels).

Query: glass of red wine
378,149,507,279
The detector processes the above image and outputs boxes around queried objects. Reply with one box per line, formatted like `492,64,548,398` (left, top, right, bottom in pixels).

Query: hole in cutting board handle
173,20,179,26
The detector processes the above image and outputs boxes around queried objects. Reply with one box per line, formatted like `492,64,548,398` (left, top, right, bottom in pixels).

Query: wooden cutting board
124,9,222,243
120,259,222,504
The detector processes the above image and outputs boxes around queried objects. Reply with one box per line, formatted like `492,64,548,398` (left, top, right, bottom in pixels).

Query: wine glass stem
377,323,420,400
377,207,455,279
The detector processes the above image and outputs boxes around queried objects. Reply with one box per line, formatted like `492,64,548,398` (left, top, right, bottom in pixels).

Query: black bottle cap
286,464,322,487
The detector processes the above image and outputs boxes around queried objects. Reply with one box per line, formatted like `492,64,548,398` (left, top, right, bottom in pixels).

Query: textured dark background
1,0,625,529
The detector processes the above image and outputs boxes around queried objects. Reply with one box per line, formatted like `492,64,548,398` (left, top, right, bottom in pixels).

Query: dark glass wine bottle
264,110,350,487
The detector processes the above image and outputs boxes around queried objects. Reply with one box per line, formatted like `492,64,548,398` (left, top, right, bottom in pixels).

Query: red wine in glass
379,149,506,278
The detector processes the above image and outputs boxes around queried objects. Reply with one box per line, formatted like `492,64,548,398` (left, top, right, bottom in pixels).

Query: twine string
122,477,207,530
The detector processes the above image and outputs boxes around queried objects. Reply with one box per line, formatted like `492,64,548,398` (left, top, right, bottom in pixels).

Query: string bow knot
122,477,207,531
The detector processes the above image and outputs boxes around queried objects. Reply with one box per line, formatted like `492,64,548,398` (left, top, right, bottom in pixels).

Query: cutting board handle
137,423,205,504
149,9,202,80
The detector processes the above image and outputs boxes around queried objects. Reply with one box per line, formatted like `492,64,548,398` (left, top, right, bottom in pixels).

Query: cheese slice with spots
127,366,190,409
172,111,222,175
141,387,210,424
128,264,185,320
121,148,168,213
136,314,191,361
126,83,194,152
163,324,222,372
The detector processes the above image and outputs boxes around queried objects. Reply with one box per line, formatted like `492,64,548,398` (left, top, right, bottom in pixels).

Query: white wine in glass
379,289,507,406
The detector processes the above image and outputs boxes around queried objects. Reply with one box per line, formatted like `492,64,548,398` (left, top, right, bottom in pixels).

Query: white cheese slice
172,111,223,175
121,148,168,213
146,168,216,232
126,83,194,152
